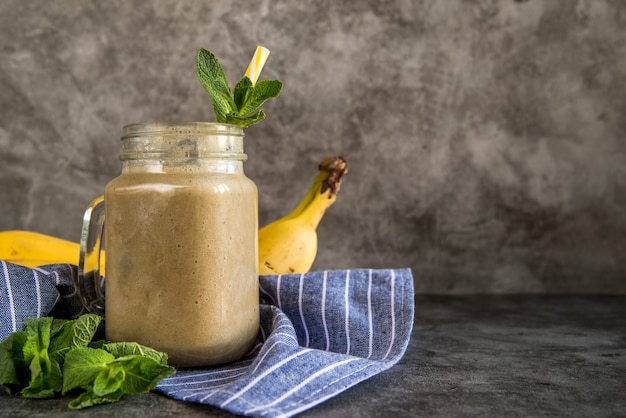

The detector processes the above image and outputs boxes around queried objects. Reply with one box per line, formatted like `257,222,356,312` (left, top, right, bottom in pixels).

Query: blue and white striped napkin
0,262,85,340
0,261,414,417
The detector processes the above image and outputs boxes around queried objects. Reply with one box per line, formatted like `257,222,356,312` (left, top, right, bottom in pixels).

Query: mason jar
82,121,259,367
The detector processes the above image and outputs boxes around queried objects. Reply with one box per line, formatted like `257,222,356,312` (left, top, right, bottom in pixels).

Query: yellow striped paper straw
245,46,270,85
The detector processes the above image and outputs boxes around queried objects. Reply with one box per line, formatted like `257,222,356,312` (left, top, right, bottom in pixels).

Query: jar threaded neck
119,122,246,162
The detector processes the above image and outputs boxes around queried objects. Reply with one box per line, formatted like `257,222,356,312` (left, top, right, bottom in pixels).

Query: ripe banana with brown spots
258,156,348,275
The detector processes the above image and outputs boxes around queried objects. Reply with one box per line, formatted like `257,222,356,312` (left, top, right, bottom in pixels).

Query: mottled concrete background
1,0,624,293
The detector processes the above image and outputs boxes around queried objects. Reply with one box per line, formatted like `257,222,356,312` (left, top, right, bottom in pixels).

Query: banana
0,230,106,273
258,156,348,275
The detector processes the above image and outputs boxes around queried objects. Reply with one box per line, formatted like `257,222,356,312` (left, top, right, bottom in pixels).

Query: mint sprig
0,314,176,409
196,48,282,128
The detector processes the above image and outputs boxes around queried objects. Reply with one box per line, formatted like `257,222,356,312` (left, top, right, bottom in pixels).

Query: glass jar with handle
79,121,259,368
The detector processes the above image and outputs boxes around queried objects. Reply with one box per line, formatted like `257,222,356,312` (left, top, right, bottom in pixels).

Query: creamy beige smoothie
104,167,259,367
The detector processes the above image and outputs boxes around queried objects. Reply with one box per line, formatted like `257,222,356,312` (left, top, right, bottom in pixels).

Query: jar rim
121,121,244,139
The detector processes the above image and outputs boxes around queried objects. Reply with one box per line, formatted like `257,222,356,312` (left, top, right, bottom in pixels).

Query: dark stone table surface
1,295,624,417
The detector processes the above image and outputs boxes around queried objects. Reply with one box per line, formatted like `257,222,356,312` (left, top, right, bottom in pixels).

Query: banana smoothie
103,122,259,368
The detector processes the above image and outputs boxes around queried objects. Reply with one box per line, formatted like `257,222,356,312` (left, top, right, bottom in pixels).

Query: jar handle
78,195,106,317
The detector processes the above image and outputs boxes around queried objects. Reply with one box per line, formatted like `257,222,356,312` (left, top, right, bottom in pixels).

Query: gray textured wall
1,0,625,294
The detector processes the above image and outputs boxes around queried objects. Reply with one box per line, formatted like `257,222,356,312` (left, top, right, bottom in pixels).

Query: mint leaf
48,320,74,366
21,317,52,367
113,356,175,396
238,79,283,116
226,109,265,128
93,363,125,396
50,318,70,337
196,48,236,122
49,314,101,368
197,48,282,128
20,317,63,398
68,388,124,409
62,347,115,394
21,356,62,399
0,330,29,393
98,341,170,365
64,352,175,409
233,76,253,110
70,314,101,349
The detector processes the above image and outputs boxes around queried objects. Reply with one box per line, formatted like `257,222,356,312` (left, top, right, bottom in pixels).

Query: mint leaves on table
196,48,283,128
0,314,175,409
62,346,173,409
